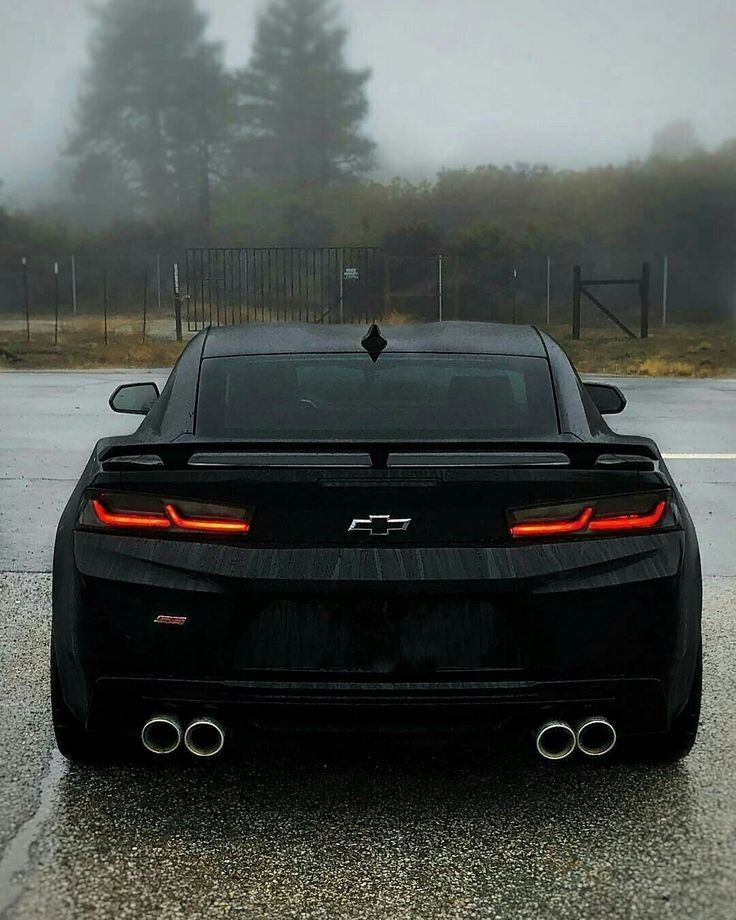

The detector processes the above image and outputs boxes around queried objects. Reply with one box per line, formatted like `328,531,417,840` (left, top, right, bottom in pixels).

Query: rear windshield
195,354,558,439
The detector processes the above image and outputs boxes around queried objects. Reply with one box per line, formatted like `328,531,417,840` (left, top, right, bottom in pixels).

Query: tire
626,646,702,764
50,643,116,763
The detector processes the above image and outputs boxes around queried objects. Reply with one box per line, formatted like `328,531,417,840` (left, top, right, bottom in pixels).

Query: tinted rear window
196,354,558,439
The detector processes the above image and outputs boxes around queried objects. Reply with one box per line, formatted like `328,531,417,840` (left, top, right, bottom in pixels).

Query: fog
1,0,735,202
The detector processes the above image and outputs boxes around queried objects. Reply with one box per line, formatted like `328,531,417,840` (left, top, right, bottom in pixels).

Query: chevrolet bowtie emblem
348,514,412,536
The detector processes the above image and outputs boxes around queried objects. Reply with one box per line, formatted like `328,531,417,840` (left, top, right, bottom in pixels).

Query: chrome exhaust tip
141,715,182,755
183,718,225,758
535,720,577,761
576,717,617,757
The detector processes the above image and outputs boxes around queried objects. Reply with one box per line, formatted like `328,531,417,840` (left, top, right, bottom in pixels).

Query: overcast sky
2,0,736,202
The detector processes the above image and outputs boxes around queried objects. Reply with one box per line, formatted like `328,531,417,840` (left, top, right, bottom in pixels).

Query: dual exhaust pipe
535,717,616,761
142,713,613,761
141,715,225,758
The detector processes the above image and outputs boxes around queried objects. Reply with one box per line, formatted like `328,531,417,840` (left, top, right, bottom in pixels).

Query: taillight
91,499,171,530
508,493,672,540
587,500,666,532
81,494,252,536
164,503,249,534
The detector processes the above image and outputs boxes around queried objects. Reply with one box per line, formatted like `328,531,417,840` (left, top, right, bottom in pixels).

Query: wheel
50,643,116,763
625,646,702,763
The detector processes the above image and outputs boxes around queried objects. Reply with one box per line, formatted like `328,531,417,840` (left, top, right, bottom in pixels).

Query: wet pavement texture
0,371,735,918
0,370,168,573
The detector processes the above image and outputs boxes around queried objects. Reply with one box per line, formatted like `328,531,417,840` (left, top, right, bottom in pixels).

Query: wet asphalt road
1,371,735,919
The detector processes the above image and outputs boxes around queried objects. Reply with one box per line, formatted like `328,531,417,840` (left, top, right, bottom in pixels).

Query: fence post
640,262,650,339
383,254,391,315
662,255,668,328
156,254,162,312
546,255,551,325
511,268,518,324
438,254,443,322
452,252,461,319
22,257,30,343
71,254,77,316
572,265,582,339
103,271,108,346
53,262,59,346
142,267,149,344
173,263,183,342
338,249,345,324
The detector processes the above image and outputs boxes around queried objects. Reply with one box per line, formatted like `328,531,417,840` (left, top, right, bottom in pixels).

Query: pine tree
69,0,230,226
71,151,138,227
233,0,375,188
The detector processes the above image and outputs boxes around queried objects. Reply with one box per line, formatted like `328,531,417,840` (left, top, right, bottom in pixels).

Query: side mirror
109,382,160,415
585,382,626,415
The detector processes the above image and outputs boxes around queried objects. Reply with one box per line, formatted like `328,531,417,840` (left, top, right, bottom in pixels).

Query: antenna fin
361,323,387,363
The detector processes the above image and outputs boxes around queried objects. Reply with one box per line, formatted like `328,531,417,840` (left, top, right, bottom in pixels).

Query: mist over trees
66,0,374,230
230,0,375,188
69,0,229,228
1,0,736,320
650,120,703,161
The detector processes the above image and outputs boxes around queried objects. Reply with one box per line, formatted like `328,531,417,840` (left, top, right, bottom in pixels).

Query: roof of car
201,321,547,359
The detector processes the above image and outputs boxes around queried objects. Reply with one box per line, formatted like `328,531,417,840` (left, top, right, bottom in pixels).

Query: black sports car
52,322,702,764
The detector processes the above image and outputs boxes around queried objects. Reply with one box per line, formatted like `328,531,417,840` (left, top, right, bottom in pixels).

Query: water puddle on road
0,747,67,915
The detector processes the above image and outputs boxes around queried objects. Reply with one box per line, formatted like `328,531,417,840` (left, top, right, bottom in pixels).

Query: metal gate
184,247,385,330
572,263,651,339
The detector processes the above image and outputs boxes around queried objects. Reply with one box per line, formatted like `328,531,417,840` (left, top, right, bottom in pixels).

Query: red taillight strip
91,499,171,529
510,506,594,538
164,503,250,534
587,500,667,532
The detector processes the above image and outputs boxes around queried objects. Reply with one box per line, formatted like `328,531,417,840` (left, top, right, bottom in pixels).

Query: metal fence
184,247,386,330
2,247,733,343
182,249,703,333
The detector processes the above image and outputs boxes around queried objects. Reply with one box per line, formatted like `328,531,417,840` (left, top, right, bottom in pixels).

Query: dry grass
378,309,415,326
0,336,185,370
0,313,185,369
0,314,734,376
549,323,736,377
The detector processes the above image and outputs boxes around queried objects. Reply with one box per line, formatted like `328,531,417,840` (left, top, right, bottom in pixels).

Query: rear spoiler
98,440,660,472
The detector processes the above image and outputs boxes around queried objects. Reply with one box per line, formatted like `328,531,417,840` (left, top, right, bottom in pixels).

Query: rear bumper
89,675,668,738
53,528,701,737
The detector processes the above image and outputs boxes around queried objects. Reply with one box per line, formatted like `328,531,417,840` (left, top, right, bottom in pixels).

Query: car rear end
55,339,701,760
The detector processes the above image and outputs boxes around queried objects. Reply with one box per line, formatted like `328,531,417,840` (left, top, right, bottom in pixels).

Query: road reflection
31,739,706,919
